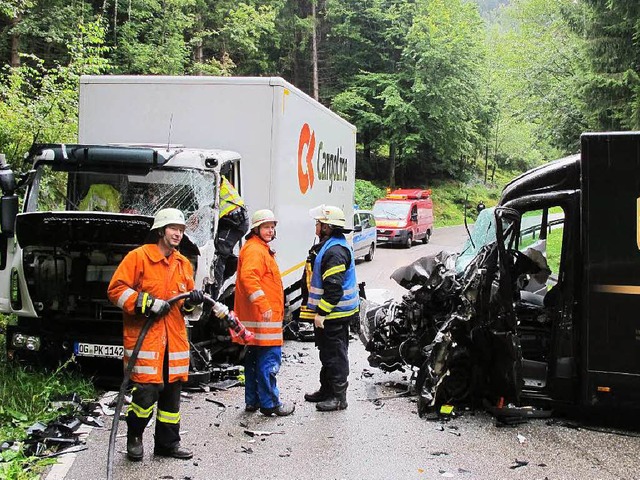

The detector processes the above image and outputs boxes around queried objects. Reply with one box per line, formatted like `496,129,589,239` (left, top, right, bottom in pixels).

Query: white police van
353,210,376,261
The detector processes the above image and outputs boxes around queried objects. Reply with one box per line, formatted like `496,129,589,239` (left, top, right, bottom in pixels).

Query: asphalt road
46,225,640,480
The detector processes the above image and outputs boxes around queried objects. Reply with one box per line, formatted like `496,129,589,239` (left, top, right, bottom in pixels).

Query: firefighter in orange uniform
107,208,204,461
234,209,294,416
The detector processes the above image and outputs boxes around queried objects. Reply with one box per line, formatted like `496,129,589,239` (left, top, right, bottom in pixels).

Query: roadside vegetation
0,313,96,480
356,160,513,227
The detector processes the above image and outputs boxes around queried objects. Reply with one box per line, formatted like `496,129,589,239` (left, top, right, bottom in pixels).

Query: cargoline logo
297,123,315,194
297,123,349,194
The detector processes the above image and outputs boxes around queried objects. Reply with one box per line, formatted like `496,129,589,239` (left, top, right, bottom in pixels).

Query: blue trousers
244,346,282,409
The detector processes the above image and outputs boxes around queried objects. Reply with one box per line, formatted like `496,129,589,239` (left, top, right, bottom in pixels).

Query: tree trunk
388,142,397,188
10,13,21,67
194,42,203,74
484,144,489,183
311,1,319,101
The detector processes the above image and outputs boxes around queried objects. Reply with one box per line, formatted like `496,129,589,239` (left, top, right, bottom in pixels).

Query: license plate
74,342,123,359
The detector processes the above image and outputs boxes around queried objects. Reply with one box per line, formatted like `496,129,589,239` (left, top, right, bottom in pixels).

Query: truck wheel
404,234,413,249
422,230,431,244
365,243,375,262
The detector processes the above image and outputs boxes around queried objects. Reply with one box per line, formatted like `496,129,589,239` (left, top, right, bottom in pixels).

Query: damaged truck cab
2,143,240,382
361,132,640,412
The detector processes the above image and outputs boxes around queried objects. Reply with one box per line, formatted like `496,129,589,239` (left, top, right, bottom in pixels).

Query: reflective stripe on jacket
234,235,284,346
219,176,245,218
300,235,359,320
107,244,194,384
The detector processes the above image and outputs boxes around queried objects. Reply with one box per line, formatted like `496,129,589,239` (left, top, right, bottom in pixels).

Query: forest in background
1,0,639,188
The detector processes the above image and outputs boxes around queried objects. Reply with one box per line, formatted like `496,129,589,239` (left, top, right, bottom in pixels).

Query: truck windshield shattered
25,162,217,248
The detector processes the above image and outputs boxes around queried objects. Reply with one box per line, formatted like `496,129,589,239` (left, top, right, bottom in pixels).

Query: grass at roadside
0,315,96,480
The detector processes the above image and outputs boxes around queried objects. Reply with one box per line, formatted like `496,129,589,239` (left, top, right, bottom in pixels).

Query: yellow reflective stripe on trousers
128,402,154,418
322,264,346,280
157,409,180,424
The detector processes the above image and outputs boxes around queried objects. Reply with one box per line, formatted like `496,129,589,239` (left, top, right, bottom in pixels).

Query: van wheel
365,244,375,262
404,234,413,249
422,230,431,244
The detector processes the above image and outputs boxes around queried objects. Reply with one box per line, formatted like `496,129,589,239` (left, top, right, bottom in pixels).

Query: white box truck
78,75,356,302
2,76,356,383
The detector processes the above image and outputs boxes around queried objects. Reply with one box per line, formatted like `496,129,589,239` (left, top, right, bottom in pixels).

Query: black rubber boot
305,368,331,402
126,435,143,461
316,382,348,411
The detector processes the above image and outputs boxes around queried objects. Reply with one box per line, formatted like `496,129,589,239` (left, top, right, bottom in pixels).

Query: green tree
580,0,640,130
0,19,110,165
110,0,193,74
485,0,587,169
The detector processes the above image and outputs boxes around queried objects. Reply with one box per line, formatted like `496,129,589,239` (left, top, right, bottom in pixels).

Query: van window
410,206,418,221
373,202,410,220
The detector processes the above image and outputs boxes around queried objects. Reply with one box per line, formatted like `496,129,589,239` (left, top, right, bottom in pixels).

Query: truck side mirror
354,225,362,232
0,195,18,235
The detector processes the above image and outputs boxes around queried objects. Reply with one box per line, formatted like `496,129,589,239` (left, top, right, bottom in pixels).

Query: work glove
135,292,170,318
183,289,205,313
314,313,325,329
187,289,205,306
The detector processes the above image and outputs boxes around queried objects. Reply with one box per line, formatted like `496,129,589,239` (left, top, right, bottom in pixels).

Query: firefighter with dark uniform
107,208,204,461
212,175,249,299
300,205,359,411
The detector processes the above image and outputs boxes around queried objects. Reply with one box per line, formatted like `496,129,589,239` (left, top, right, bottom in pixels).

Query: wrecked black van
360,131,640,413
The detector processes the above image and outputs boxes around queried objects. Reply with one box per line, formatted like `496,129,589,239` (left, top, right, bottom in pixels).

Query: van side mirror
0,195,18,235
354,225,362,232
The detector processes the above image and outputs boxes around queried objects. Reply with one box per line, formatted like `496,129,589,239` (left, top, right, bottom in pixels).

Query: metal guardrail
519,217,564,241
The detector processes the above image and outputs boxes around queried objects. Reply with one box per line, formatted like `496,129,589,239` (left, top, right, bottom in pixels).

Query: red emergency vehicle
373,189,434,248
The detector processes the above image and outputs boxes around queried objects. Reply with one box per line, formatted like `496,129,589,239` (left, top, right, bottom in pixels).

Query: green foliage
579,1,640,130
355,179,385,210
431,178,503,227
484,0,587,169
113,0,192,74
0,19,110,165
0,361,96,480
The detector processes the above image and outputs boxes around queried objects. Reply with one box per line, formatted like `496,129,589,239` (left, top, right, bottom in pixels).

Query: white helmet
310,204,349,230
251,209,277,229
151,208,186,230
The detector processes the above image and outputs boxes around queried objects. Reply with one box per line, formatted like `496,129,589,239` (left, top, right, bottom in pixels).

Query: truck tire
364,243,375,262
404,234,413,249
422,230,431,244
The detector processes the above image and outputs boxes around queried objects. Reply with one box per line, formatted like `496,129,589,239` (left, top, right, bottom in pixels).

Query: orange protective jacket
107,244,194,384
234,235,284,346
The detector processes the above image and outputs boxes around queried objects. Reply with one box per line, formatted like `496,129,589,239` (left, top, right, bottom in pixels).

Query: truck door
582,132,640,408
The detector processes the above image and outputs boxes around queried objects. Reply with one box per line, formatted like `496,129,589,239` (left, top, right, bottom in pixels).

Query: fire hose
106,292,253,480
